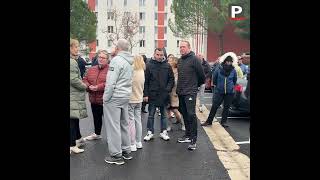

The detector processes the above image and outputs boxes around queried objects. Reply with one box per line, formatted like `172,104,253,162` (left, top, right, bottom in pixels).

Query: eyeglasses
98,56,107,59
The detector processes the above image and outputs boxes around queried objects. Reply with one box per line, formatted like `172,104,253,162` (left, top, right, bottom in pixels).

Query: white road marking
236,139,250,145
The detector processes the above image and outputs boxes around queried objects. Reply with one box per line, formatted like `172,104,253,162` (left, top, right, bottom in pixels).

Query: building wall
207,24,250,62
96,0,194,58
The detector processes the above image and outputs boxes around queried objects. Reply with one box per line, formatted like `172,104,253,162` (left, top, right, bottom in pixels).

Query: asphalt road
202,92,250,157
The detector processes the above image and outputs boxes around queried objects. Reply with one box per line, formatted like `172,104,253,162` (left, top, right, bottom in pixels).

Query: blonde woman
167,56,185,131
128,55,145,151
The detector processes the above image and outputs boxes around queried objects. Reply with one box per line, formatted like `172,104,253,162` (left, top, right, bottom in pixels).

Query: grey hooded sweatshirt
103,51,134,102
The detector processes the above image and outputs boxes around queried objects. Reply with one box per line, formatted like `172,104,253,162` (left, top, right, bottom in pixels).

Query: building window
165,26,167,34
95,12,98,17
177,40,180,47
108,26,113,33
139,12,145,21
140,40,145,47
155,13,158,20
164,40,167,47
155,40,158,47
155,0,157,6
139,26,145,34
108,40,113,47
107,0,113,7
107,12,114,20
124,0,127,6
155,26,158,34
96,39,99,46
139,0,146,6
165,0,168,6
165,13,167,21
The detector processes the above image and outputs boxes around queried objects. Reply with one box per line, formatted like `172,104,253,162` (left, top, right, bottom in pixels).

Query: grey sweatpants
128,103,142,145
103,98,131,157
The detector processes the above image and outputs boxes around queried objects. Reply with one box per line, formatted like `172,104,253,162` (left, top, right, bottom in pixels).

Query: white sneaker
131,144,137,152
199,105,204,112
144,131,154,141
167,126,172,132
76,138,85,147
70,146,84,154
136,142,143,149
170,112,175,118
181,125,186,131
84,133,102,141
160,130,170,141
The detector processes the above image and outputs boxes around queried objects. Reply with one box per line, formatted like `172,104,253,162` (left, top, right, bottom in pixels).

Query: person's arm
70,60,87,90
103,59,120,102
166,65,175,92
143,64,150,97
212,68,219,86
96,66,109,91
233,70,238,85
194,58,206,86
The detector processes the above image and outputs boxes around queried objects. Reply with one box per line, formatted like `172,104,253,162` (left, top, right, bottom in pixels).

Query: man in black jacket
176,40,205,150
143,48,174,141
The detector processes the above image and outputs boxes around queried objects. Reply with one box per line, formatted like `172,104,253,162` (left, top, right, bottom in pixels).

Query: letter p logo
229,5,246,21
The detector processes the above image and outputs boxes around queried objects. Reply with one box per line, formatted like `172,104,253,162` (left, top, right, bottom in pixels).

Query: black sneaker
177,136,191,143
188,143,197,151
122,152,133,160
201,121,212,126
104,155,125,165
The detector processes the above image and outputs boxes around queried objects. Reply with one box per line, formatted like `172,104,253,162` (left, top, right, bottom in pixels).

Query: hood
117,51,134,65
181,51,195,59
218,52,239,66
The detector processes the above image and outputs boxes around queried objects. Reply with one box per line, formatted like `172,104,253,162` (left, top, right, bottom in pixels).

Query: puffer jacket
144,58,174,106
176,51,205,95
212,64,237,94
83,64,109,105
70,57,88,119
103,51,134,102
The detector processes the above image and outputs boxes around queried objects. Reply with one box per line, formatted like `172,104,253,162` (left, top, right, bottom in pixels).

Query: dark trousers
91,103,103,135
141,101,147,111
70,118,82,147
178,94,198,142
147,103,167,133
207,93,233,124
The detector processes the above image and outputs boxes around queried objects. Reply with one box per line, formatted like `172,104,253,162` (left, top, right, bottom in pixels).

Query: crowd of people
70,38,249,165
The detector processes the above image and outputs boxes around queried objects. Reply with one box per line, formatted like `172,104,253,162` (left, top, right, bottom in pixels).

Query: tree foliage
70,0,97,43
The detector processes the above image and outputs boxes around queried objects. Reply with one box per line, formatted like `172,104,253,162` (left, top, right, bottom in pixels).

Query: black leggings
70,118,82,147
91,104,103,135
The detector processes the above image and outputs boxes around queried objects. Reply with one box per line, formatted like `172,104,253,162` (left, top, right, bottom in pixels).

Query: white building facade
94,0,206,58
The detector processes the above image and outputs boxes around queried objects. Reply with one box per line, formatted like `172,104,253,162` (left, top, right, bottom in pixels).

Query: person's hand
89,85,98,91
143,97,148,102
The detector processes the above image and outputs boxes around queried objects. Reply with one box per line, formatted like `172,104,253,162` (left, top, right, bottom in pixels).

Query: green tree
70,0,97,43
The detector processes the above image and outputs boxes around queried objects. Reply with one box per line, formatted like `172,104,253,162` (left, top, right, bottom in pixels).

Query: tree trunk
218,33,224,56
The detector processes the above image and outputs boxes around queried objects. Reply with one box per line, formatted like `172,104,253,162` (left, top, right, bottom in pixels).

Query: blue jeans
147,103,167,133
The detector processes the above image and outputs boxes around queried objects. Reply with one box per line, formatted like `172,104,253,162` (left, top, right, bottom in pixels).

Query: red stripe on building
157,0,165,48
88,0,96,59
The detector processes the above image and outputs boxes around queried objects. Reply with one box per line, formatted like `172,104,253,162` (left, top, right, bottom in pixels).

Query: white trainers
143,131,154,141
170,112,175,118
167,126,172,132
136,142,143,149
181,125,186,131
156,108,161,116
84,133,102,141
131,144,137,152
70,146,84,154
76,138,85,147
199,105,204,112
160,130,170,141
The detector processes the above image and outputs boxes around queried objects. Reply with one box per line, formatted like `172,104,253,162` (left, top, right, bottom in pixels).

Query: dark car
229,74,250,118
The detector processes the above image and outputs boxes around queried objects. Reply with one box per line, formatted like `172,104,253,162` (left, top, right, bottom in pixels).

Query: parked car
229,73,250,118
